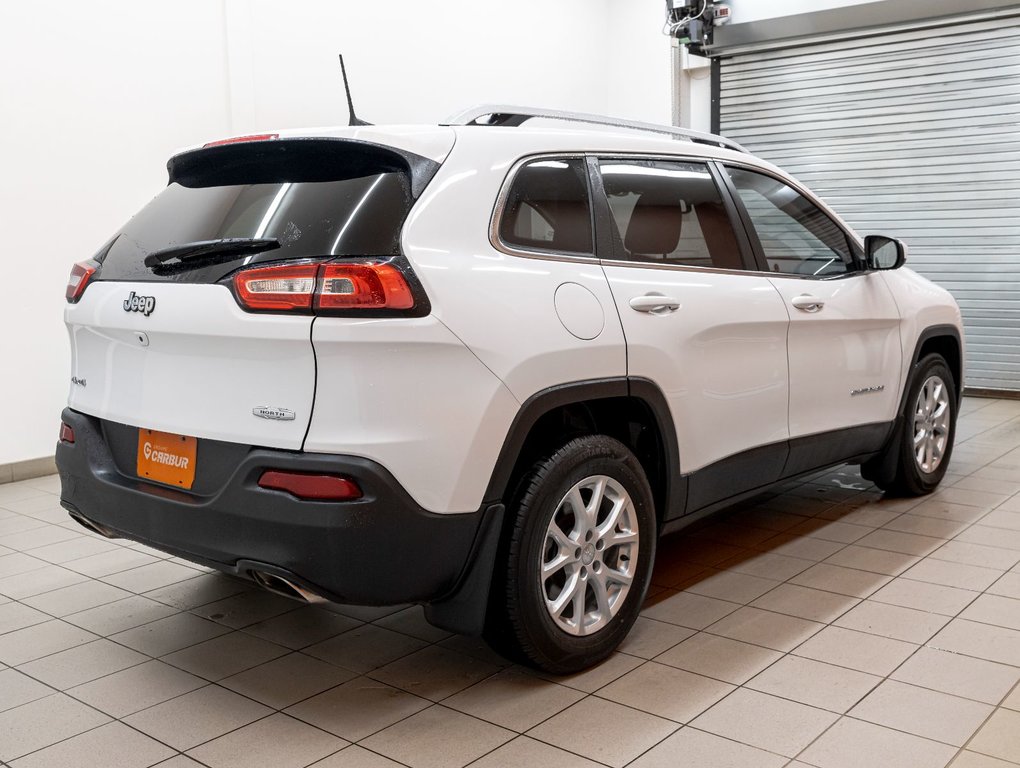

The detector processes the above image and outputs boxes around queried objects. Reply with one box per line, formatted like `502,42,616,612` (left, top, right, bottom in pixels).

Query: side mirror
865,235,907,270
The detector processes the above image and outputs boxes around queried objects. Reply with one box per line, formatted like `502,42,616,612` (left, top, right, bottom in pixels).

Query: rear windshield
94,139,434,283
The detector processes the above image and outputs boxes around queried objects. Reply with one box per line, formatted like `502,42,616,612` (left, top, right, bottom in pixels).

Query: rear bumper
55,408,495,607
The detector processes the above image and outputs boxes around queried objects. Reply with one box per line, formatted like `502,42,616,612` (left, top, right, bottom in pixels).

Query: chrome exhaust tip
67,510,120,539
249,570,327,604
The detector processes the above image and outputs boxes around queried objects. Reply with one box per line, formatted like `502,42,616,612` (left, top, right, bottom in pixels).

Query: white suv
57,106,963,672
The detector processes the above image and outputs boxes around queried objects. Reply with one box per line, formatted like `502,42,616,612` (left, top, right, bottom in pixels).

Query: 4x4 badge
253,407,296,421
123,291,156,316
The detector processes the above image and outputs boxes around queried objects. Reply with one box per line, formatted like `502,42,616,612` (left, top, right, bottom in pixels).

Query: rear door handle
629,294,681,314
791,294,825,313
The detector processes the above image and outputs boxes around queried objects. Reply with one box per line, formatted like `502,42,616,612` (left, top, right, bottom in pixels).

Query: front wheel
485,435,656,673
869,353,957,496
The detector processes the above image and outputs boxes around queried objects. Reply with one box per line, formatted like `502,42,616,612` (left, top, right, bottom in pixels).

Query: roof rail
443,104,747,153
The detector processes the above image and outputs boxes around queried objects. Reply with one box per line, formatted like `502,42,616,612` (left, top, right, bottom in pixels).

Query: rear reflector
203,133,280,148
233,263,319,311
59,422,75,444
258,470,362,501
66,260,99,303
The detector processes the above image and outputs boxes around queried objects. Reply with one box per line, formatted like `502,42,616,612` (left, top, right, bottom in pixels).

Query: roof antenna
339,55,372,126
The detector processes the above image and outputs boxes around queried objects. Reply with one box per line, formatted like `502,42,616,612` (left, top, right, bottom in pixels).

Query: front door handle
629,294,681,314
791,294,825,313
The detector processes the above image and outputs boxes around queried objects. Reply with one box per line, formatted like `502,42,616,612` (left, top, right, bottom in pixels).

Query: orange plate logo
137,429,197,490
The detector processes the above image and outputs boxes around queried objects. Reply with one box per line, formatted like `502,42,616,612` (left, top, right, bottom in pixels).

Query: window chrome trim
489,153,599,264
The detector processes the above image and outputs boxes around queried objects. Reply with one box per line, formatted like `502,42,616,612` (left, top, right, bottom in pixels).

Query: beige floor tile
102,560,203,593
816,504,901,529
124,684,272,751
308,746,405,767
304,625,427,674
21,579,132,616
161,630,288,681
369,645,500,701
362,705,514,768
871,578,979,616
719,551,814,581
0,619,97,666
911,497,998,522
794,626,916,675
109,612,230,656
63,547,161,578
800,717,956,768
2,525,82,551
824,545,921,576
655,632,782,684
850,679,993,746
186,713,346,768
931,619,1020,667
789,563,892,598
286,676,431,741
10,720,175,768
220,651,355,709
751,583,860,623
948,751,1019,768
956,525,1020,552
0,601,49,634
684,570,781,604
527,696,676,768
967,708,1020,764
373,606,452,643
144,573,251,610
538,651,643,693
68,659,206,718
17,638,147,689
760,534,845,562
0,668,54,713
598,660,734,723
26,535,120,565
0,692,111,762
903,558,1004,591
989,572,1020,599
981,510,1020,533
63,595,179,635
189,590,299,629
892,647,1020,705
834,600,950,643
856,529,945,556
640,589,741,629
629,727,787,768
961,594,1020,631
883,514,969,540
1004,683,1020,710
931,541,1020,571
691,688,837,757
443,667,584,731
617,616,694,659
0,553,54,580
746,655,880,713
0,564,89,599
706,606,825,652
789,517,872,544
469,735,604,768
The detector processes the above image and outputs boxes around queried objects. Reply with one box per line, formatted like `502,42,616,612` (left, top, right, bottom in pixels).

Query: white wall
1,0,679,465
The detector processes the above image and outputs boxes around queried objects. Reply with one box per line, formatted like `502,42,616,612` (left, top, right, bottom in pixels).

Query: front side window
726,167,853,277
499,158,593,255
598,159,743,270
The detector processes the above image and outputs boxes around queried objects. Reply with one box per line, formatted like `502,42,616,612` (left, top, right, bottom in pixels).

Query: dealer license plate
137,429,197,490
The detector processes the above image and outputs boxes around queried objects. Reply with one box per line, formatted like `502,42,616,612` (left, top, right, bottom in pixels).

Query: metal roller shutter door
718,17,1020,393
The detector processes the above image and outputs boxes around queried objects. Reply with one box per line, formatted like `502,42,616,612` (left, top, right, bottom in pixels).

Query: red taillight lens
59,422,75,444
258,470,362,501
233,263,319,312
317,263,415,310
203,133,279,148
66,260,99,303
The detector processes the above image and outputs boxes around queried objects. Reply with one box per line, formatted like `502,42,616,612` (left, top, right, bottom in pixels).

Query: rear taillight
66,260,99,303
231,259,426,316
258,470,362,501
59,422,75,444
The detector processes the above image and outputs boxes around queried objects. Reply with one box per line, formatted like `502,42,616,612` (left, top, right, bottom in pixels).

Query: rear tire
870,353,957,496
484,435,656,674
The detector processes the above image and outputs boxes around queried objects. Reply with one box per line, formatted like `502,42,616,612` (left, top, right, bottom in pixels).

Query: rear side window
499,158,593,255
726,167,853,277
598,159,743,270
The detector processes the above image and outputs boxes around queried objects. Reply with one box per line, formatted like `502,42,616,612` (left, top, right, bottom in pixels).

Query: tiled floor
2,397,1020,767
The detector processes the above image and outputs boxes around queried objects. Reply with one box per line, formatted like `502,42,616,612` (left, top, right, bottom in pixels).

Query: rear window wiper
143,238,280,268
